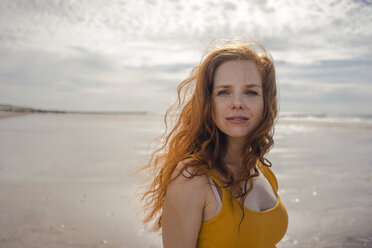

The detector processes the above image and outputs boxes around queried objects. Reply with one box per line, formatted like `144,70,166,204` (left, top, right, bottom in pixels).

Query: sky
0,0,371,115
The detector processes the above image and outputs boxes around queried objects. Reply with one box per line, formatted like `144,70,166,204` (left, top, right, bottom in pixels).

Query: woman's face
212,60,264,140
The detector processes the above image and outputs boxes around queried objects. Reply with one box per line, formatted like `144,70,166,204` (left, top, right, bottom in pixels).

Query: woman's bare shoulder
166,158,210,204
162,158,210,247
170,158,210,188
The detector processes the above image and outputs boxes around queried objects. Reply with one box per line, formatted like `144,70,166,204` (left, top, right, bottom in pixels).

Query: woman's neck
222,136,257,181
224,136,246,167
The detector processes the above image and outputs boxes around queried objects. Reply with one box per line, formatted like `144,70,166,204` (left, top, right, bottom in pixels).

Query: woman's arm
162,161,208,248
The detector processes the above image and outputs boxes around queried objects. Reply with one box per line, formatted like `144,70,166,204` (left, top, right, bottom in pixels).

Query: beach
0,111,27,119
0,113,371,247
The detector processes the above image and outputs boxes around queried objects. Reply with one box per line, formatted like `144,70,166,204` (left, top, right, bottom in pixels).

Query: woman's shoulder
170,157,210,187
164,158,210,213
162,158,211,247
167,157,210,196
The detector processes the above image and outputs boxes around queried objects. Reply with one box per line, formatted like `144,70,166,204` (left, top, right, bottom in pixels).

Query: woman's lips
226,116,249,124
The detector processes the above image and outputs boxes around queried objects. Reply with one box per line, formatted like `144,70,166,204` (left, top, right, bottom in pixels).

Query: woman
140,39,288,248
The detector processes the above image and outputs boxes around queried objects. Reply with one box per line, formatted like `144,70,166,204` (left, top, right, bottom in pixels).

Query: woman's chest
242,174,278,211
203,171,278,221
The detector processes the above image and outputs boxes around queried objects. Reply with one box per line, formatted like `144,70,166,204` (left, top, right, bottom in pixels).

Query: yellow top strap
207,170,226,188
258,161,279,193
184,154,278,193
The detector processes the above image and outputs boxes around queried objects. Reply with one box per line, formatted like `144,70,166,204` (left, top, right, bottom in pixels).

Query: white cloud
0,0,371,113
1,0,371,64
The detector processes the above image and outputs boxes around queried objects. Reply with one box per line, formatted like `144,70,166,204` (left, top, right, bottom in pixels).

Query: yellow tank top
196,161,288,248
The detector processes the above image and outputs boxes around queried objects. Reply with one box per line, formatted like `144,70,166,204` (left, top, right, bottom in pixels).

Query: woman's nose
231,94,244,109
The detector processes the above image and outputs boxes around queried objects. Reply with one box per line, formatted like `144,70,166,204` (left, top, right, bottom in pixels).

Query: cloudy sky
0,0,371,114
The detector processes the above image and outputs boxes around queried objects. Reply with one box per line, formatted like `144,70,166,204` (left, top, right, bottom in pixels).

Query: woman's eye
217,90,229,95
245,90,258,96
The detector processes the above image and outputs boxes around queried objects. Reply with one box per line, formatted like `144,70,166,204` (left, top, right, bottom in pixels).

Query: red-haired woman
140,39,288,248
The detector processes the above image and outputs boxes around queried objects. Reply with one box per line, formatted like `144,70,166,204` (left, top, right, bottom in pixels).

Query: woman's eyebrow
215,84,262,89
214,85,230,89
246,84,262,88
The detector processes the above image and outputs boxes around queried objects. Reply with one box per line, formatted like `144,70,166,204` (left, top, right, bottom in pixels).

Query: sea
0,112,371,248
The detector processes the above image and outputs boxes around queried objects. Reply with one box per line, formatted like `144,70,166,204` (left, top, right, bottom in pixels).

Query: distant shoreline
0,111,27,119
0,104,147,117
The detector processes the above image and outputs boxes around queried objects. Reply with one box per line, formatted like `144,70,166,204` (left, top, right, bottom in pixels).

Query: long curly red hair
138,39,278,232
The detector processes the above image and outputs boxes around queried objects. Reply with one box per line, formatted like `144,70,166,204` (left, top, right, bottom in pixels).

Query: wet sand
0,113,371,247
273,118,372,248
0,113,162,248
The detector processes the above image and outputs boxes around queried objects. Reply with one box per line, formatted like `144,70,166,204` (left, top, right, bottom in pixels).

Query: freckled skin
212,60,264,141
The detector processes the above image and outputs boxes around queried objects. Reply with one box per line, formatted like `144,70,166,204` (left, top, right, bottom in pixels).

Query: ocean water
0,113,371,247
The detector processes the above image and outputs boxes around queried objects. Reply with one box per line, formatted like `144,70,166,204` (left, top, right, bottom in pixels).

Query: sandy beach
0,113,371,247
0,111,27,119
